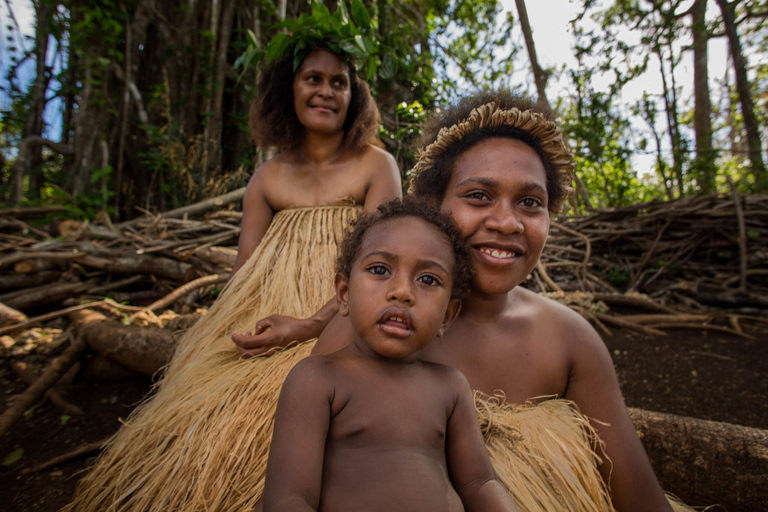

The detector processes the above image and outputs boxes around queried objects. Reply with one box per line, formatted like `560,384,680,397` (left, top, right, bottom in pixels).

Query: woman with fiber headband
65,42,400,512
303,89,694,512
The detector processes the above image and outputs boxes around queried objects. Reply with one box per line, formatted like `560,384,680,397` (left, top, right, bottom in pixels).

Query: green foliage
1,448,24,467
378,100,427,180
428,0,518,102
236,0,395,81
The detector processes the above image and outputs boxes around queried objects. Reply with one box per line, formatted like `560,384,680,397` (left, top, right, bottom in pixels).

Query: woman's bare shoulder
252,150,298,179
515,287,600,341
356,145,398,173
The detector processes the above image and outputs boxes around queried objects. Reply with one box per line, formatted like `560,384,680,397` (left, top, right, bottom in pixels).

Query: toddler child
262,198,519,512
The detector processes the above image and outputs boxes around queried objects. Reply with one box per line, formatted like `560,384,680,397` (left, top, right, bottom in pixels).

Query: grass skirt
65,205,359,512
66,204,695,512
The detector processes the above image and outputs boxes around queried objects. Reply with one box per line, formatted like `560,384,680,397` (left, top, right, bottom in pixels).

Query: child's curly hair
249,51,380,152
336,197,474,300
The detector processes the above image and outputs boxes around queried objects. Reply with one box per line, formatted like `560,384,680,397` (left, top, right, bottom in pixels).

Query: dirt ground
1,326,766,512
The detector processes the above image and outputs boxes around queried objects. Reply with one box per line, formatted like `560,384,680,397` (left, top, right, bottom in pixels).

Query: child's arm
444,369,519,512
263,357,333,512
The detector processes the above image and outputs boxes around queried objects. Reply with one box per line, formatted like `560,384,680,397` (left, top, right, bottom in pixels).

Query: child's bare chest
327,373,452,453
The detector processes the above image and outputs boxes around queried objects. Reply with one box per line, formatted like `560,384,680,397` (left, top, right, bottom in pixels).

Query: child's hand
231,315,308,358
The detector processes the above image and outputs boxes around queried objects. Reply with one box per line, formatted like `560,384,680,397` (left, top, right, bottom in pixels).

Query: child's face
337,217,461,362
438,137,550,297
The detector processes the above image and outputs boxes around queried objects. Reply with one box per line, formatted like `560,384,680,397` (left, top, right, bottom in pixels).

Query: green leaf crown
235,0,397,81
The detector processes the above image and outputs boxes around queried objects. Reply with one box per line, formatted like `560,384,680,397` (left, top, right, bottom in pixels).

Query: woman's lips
309,104,336,113
474,245,521,265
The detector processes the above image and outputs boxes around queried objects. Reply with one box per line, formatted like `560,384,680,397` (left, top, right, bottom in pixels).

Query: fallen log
187,245,237,268
118,187,246,227
0,337,86,439
629,408,768,511
13,258,63,274
0,270,62,291
76,254,197,282
0,205,69,217
2,280,91,311
69,308,176,376
0,301,27,326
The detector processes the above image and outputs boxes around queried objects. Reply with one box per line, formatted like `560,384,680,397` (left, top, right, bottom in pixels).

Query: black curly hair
249,50,381,152
336,197,474,300
409,89,567,215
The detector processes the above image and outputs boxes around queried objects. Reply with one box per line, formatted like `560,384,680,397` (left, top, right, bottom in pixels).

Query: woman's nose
317,81,333,97
485,204,524,234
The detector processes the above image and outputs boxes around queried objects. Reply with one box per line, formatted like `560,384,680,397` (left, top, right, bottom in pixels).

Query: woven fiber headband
408,101,575,212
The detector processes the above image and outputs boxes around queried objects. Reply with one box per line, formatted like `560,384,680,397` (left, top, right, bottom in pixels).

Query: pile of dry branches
538,192,768,337
1,191,766,349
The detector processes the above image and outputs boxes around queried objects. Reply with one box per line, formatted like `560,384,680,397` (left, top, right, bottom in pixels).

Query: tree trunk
14,2,52,204
69,308,176,377
690,0,716,193
629,408,768,511
715,0,766,188
657,48,684,197
514,0,550,107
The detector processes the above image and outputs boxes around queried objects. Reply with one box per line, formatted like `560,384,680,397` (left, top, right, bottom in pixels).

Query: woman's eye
418,274,441,286
520,197,544,209
368,265,388,275
466,191,489,201
332,79,347,88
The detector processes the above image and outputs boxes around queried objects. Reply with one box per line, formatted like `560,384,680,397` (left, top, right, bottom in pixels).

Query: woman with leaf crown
64,3,401,512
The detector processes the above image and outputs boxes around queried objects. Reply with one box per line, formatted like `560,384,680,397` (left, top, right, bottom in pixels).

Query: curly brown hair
409,89,573,215
249,51,381,153
336,197,474,300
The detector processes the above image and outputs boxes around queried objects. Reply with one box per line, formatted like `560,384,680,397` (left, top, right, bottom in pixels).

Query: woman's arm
445,369,519,512
263,358,333,512
231,166,274,277
563,316,673,512
232,299,339,357
362,146,402,210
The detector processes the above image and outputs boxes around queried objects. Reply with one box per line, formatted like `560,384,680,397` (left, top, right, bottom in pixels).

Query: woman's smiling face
439,137,550,297
292,49,351,135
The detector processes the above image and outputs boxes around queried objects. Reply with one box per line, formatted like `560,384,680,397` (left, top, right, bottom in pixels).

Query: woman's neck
300,130,345,164
459,287,521,323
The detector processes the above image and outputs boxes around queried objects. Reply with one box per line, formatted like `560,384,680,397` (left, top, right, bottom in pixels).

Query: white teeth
481,247,515,259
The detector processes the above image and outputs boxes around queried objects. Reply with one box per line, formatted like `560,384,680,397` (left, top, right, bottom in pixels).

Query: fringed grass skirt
65,205,360,512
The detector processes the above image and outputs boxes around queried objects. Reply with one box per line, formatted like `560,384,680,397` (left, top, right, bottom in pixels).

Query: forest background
0,0,766,220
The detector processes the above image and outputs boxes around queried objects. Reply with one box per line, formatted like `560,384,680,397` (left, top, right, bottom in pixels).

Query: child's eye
368,265,389,276
418,274,441,286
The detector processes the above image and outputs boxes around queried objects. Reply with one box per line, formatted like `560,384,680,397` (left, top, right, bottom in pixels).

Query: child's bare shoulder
282,354,337,392
421,360,473,395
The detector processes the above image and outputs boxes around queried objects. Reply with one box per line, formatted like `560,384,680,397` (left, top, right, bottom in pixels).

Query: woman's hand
231,315,310,358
